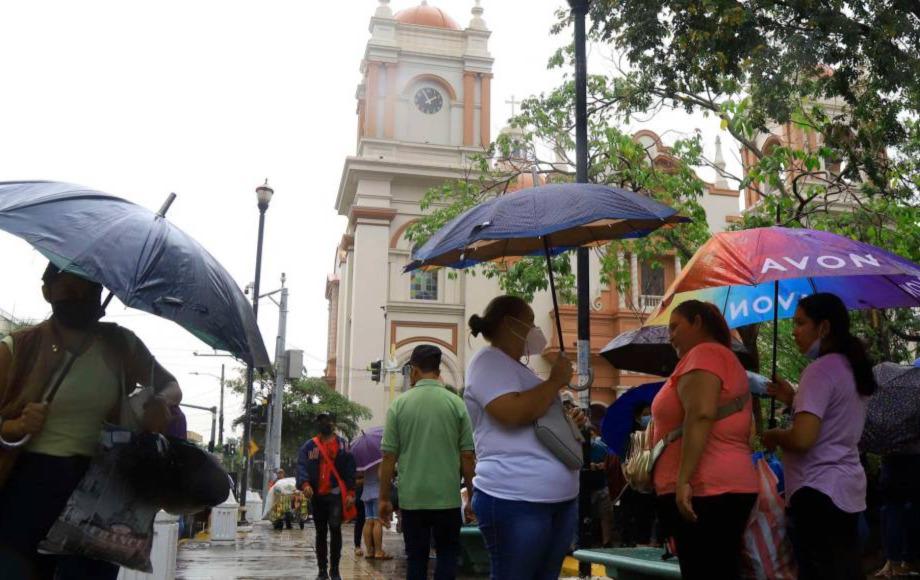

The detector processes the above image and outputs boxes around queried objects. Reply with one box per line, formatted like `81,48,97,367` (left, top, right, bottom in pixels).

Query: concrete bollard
244,491,263,524
118,510,179,580
210,491,239,543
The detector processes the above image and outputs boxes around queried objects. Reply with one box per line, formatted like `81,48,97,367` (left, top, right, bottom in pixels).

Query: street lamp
190,366,226,447
240,178,274,525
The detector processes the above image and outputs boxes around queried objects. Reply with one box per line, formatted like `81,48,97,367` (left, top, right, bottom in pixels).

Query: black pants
401,508,461,580
311,494,343,573
354,496,365,548
617,487,657,545
0,452,119,580
788,487,865,580
657,492,756,580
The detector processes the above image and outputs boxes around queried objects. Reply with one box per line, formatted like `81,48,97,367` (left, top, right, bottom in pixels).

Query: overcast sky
0,1,733,440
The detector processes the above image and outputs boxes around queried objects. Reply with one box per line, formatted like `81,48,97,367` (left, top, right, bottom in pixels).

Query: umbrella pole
769,280,780,428
769,194,782,428
542,236,566,355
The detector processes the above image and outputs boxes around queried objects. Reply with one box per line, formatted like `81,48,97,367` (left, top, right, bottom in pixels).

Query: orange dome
394,2,461,30
506,172,546,192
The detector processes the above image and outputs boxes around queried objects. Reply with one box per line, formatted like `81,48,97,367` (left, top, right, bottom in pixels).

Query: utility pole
219,364,225,447
262,274,289,499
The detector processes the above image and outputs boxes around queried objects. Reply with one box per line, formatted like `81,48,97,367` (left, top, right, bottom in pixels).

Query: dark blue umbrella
601,381,664,458
407,183,688,271
405,183,688,361
0,181,270,367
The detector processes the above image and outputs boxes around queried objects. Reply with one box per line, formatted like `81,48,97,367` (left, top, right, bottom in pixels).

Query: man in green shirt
379,345,475,580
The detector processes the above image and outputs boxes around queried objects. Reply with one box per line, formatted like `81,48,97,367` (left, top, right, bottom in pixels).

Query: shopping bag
741,457,797,580
37,428,159,572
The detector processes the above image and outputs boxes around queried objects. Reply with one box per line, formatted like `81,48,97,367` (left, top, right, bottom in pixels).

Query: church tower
327,1,494,423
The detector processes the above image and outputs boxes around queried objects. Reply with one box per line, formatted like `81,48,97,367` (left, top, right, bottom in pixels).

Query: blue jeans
364,498,379,520
472,490,577,580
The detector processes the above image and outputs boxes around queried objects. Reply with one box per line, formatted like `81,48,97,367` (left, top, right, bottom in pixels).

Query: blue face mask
639,415,651,429
805,337,822,360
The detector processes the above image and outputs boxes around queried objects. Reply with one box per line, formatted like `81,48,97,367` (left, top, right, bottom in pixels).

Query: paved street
177,520,484,580
176,520,600,579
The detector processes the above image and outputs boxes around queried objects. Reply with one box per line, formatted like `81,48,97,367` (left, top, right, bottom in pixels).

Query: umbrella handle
0,424,31,448
569,367,594,392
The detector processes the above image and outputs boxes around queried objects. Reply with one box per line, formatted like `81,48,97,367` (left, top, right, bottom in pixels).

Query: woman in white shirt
464,295,576,580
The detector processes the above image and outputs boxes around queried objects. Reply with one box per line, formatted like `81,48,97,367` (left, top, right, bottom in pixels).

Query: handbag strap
312,436,350,494
0,333,94,449
659,392,751,448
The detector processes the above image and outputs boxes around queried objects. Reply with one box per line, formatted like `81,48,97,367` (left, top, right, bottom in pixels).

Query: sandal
374,552,393,561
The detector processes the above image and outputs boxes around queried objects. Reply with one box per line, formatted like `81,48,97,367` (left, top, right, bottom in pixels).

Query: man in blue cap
378,344,475,580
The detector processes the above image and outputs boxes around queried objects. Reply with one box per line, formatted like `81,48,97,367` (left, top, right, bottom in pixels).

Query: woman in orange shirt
651,300,758,579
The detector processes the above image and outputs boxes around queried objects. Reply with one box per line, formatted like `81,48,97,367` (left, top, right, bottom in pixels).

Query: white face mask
509,316,548,357
805,337,822,360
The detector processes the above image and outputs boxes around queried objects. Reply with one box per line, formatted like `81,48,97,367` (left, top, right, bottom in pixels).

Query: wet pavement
176,520,485,580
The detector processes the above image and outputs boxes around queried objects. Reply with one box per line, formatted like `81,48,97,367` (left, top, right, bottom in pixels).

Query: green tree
561,1,920,368
578,0,920,207
227,372,371,468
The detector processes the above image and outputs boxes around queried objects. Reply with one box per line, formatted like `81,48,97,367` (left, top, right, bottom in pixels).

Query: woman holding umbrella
0,265,183,580
764,293,877,580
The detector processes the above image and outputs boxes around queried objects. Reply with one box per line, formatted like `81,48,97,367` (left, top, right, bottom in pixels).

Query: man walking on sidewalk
379,345,476,580
296,412,357,580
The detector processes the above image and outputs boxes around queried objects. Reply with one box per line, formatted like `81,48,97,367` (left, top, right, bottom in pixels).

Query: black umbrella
861,362,920,454
600,325,755,377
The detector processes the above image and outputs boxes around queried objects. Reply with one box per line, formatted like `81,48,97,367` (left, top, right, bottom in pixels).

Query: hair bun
468,314,484,337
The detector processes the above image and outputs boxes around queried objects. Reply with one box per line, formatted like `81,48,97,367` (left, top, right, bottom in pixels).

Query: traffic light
369,359,382,383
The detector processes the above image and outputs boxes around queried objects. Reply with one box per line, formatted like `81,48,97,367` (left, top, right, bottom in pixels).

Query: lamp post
190,366,226,447
240,178,273,525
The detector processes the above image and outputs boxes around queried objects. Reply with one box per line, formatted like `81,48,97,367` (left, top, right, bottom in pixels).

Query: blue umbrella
600,381,664,458
0,181,270,367
407,183,688,271
405,183,688,358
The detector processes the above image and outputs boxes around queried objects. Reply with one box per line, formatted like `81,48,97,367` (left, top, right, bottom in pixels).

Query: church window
640,260,666,296
410,270,439,301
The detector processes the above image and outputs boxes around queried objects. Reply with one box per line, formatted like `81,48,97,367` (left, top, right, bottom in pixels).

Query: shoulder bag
534,397,585,470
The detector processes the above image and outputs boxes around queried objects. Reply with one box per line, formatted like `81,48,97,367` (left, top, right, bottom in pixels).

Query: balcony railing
639,294,663,311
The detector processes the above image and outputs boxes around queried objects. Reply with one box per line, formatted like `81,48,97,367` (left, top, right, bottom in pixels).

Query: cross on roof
506,95,521,117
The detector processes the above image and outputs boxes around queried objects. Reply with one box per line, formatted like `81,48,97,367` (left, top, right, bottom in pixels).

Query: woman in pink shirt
764,293,876,580
652,300,758,579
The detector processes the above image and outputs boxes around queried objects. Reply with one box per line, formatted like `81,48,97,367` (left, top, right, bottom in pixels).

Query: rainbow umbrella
645,227,920,422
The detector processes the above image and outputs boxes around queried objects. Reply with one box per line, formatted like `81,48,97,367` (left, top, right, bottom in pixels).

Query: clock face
414,87,443,114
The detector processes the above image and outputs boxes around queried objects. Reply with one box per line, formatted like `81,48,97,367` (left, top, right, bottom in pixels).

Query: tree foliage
227,371,372,465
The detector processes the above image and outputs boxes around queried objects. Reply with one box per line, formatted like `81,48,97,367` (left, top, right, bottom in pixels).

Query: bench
572,547,681,580
459,525,490,575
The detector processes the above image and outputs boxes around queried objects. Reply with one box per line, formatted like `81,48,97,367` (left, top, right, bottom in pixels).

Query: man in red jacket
296,412,356,580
